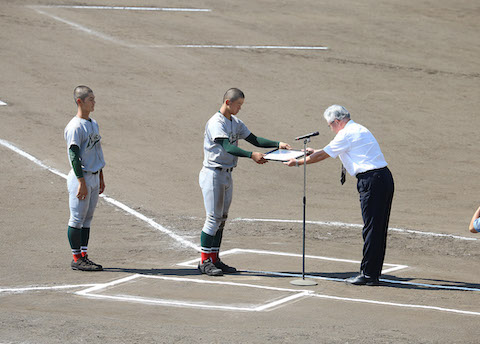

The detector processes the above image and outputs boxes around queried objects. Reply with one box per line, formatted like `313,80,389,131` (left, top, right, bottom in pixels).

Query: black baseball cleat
71,256,103,271
345,273,380,286
83,255,103,270
198,258,223,276
214,259,237,273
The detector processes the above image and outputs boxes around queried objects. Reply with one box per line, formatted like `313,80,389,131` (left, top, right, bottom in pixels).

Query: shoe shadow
236,270,480,291
103,267,200,276
378,275,480,291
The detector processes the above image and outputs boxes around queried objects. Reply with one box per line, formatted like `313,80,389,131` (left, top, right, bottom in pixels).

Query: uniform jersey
64,116,105,173
202,111,251,169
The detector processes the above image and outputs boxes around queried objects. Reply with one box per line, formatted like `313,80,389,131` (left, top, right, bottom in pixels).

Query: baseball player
64,85,105,271
198,88,291,276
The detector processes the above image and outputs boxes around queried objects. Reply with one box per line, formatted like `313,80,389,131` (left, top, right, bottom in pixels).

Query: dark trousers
356,167,394,278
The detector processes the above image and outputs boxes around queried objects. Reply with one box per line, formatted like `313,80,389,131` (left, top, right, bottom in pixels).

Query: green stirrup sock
81,227,90,247
67,226,82,249
212,228,223,249
200,231,215,248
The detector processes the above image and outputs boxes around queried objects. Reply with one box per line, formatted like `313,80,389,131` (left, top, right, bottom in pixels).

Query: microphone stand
291,137,317,286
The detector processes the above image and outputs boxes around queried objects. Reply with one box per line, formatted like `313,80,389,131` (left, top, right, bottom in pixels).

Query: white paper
264,149,305,161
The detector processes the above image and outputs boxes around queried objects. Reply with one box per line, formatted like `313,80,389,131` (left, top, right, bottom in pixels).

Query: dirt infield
1,1,479,343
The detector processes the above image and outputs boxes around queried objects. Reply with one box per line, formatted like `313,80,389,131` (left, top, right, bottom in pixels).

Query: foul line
34,5,212,12
142,44,329,50
30,6,134,47
233,218,477,242
30,6,328,51
311,294,480,316
0,138,199,251
0,284,98,294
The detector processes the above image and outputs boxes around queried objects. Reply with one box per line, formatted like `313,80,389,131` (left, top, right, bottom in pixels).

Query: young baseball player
198,88,291,276
64,86,105,271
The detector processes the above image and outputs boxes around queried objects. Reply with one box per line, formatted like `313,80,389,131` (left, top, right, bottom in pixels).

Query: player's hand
283,158,298,167
279,142,291,150
99,179,105,194
99,170,105,194
77,178,88,200
251,152,267,164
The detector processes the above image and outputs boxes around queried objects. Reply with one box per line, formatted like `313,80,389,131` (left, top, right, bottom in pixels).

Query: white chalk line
142,44,329,50
233,217,478,242
76,274,312,312
0,100,7,106
311,294,480,316
77,270,480,315
0,284,98,294
177,248,407,274
34,5,211,12
30,7,135,48
4,271,479,315
30,7,328,51
0,138,199,251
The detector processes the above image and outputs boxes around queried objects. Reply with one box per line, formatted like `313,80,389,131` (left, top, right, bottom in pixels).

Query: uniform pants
67,170,100,229
199,167,233,236
356,167,394,278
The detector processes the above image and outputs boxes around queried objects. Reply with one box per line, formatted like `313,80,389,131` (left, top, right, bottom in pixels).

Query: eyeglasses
328,120,337,128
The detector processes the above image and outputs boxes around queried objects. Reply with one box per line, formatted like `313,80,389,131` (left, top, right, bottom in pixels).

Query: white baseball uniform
199,111,251,235
64,116,105,228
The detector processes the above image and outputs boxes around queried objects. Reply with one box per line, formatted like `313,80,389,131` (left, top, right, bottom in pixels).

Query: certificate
264,149,306,162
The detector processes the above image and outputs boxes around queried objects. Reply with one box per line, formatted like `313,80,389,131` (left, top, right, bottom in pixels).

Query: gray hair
323,105,351,123
73,85,93,104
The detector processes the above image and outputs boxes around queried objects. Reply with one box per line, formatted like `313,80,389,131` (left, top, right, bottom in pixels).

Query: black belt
215,167,234,173
84,170,99,175
356,166,388,179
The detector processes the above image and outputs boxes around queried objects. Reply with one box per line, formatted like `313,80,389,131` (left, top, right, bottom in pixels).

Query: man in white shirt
285,105,394,286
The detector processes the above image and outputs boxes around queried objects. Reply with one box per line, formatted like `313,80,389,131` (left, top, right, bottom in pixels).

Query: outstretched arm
284,149,330,167
245,133,291,150
215,138,267,164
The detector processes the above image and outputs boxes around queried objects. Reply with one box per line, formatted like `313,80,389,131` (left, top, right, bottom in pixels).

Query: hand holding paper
279,142,292,150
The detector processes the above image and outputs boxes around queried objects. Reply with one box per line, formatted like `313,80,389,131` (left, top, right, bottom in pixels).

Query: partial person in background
468,206,480,233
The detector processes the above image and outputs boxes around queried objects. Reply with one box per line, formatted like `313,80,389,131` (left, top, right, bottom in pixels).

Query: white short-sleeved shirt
323,120,387,176
203,111,251,169
64,116,106,173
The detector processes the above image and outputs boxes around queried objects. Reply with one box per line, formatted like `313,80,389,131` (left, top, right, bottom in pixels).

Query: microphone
295,131,319,141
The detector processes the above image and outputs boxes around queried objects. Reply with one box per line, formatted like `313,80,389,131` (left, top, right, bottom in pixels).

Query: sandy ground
1,0,479,343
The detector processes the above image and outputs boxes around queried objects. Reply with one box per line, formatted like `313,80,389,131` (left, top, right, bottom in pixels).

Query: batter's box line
75,274,313,312
177,248,408,275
